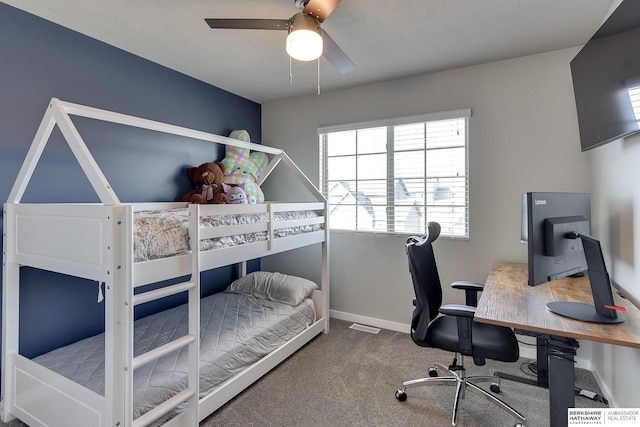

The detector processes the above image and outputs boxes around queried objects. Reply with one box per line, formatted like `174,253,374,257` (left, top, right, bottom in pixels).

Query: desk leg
547,336,578,427
495,336,549,388
536,336,549,387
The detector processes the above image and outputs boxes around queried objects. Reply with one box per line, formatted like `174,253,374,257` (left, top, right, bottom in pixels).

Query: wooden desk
475,261,640,427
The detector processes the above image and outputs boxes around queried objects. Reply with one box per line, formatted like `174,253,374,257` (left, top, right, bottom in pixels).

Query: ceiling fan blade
322,30,355,74
205,18,290,31
303,0,341,23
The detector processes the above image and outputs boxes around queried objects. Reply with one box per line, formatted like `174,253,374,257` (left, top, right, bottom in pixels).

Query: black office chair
395,222,525,426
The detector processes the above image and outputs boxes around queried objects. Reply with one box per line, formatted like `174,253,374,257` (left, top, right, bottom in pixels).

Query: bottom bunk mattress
32,291,316,421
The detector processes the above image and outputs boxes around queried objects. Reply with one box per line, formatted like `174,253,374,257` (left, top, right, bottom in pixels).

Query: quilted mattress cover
133,208,323,262
33,292,316,421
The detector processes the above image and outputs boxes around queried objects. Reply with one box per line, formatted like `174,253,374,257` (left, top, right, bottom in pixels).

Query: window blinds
319,109,470,238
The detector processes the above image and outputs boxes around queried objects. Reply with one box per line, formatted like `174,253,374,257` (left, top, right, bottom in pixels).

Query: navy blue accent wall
0,4,261,358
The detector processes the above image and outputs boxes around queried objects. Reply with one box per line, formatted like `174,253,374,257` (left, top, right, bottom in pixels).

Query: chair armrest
439,304,476,318
439,304,476,356
451,281,484,307
451,281,484,292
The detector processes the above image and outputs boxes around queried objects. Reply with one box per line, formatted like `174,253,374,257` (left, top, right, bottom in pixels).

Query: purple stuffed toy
223,183,252,204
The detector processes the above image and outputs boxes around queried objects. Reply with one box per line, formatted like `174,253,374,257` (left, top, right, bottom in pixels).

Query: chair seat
417,315,520,363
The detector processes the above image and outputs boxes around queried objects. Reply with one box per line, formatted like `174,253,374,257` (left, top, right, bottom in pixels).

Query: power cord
514,332,609,405
518,361,537,377
575,387,609,404
516,359,609,404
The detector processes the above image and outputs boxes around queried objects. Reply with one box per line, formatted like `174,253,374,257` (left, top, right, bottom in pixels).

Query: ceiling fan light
286,13,323,61
287,29,323,61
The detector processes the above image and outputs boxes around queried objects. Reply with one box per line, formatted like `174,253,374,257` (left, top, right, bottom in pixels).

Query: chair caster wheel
428,367,438,377
395,389,407,401
490,383,501,393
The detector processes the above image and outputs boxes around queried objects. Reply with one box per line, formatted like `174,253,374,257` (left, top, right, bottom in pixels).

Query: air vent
349,323,380,334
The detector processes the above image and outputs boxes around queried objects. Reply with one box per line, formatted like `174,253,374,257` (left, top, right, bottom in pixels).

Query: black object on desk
546,234,625,324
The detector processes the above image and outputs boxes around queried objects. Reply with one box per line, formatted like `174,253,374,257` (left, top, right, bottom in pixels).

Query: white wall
589,133,640,407
262,43,640,408
567,0,640,409
262,47,591,324
261,46,640,407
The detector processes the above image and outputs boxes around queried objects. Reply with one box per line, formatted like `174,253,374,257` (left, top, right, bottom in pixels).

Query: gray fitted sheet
133,208,323,262
33,292,316,421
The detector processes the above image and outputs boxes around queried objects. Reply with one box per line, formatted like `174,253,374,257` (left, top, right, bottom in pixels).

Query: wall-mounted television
571,0,640,151
521,192,591,286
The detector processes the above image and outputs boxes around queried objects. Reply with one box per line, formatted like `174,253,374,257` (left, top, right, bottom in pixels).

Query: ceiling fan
205,0,355,74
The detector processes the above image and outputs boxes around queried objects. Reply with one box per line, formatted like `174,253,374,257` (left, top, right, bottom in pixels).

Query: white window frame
319,108,471,238
627,77,640,122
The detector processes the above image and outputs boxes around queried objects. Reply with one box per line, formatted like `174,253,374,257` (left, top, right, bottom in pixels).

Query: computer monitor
521,192,591,286
546,234,625,324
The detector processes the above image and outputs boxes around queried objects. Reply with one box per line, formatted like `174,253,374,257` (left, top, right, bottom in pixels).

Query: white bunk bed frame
2,98,330,427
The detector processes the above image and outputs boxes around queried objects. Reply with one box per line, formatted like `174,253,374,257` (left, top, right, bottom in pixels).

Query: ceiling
4,0,616,104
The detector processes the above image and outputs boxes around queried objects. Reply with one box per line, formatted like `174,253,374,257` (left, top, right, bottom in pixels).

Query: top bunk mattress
33,291,316,421
134,208,323,262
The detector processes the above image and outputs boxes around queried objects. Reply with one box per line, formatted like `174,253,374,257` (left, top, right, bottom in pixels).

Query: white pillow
225,271,318,306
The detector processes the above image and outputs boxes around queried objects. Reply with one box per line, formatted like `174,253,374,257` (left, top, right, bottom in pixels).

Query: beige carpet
202,319,606,427
0,319,607,427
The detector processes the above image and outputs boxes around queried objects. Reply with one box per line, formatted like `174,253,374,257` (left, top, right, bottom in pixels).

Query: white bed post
104,206,129,426
322,216,330,333
122,205,136,425
237,262,247,278
1,204,19,422
187,204,201,426
187,204,200,426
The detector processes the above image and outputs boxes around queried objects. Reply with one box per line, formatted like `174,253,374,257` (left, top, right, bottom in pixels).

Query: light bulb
286,29,323,61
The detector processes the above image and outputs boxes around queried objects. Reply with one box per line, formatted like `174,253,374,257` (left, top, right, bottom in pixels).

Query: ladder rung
133,335,196,370
132,388,196,427
133,281,195,306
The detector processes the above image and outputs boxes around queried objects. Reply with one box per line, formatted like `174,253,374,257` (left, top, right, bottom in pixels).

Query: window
319,109,470,238
629,83,640,122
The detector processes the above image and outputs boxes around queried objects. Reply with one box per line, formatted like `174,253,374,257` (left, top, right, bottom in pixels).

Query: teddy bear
222,130,269,204
180,161,230,204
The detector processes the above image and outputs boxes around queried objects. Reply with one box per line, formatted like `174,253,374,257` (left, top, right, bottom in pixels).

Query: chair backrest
406,222,443,343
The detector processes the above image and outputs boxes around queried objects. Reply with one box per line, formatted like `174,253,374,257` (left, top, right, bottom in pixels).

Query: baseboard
329,310,409,333
589,367,617,408
330,310,591,369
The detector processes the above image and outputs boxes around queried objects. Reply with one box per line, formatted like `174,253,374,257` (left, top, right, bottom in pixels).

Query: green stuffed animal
222,130,269,204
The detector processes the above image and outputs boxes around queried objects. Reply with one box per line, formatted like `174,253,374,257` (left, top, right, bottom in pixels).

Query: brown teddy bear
180,162,230,204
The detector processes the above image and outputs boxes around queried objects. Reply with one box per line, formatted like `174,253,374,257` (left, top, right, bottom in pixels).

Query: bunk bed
1,98,330,427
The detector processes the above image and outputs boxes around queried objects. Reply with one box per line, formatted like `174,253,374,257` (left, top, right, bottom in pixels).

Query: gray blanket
34,292,316,420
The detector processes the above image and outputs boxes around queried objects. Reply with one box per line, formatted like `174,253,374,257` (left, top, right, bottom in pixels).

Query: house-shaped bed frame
2,98,329,427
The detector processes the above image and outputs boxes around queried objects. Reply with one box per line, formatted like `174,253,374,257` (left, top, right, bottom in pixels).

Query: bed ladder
129,205,202,427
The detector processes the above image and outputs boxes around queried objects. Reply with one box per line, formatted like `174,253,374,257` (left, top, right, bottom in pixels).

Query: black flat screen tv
521,192,591,286
571,0,640,151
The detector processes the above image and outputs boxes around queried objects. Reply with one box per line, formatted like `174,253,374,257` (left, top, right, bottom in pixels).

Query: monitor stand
546,301,625,324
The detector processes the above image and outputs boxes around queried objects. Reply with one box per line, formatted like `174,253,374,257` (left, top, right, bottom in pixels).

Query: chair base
396,359,526,426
